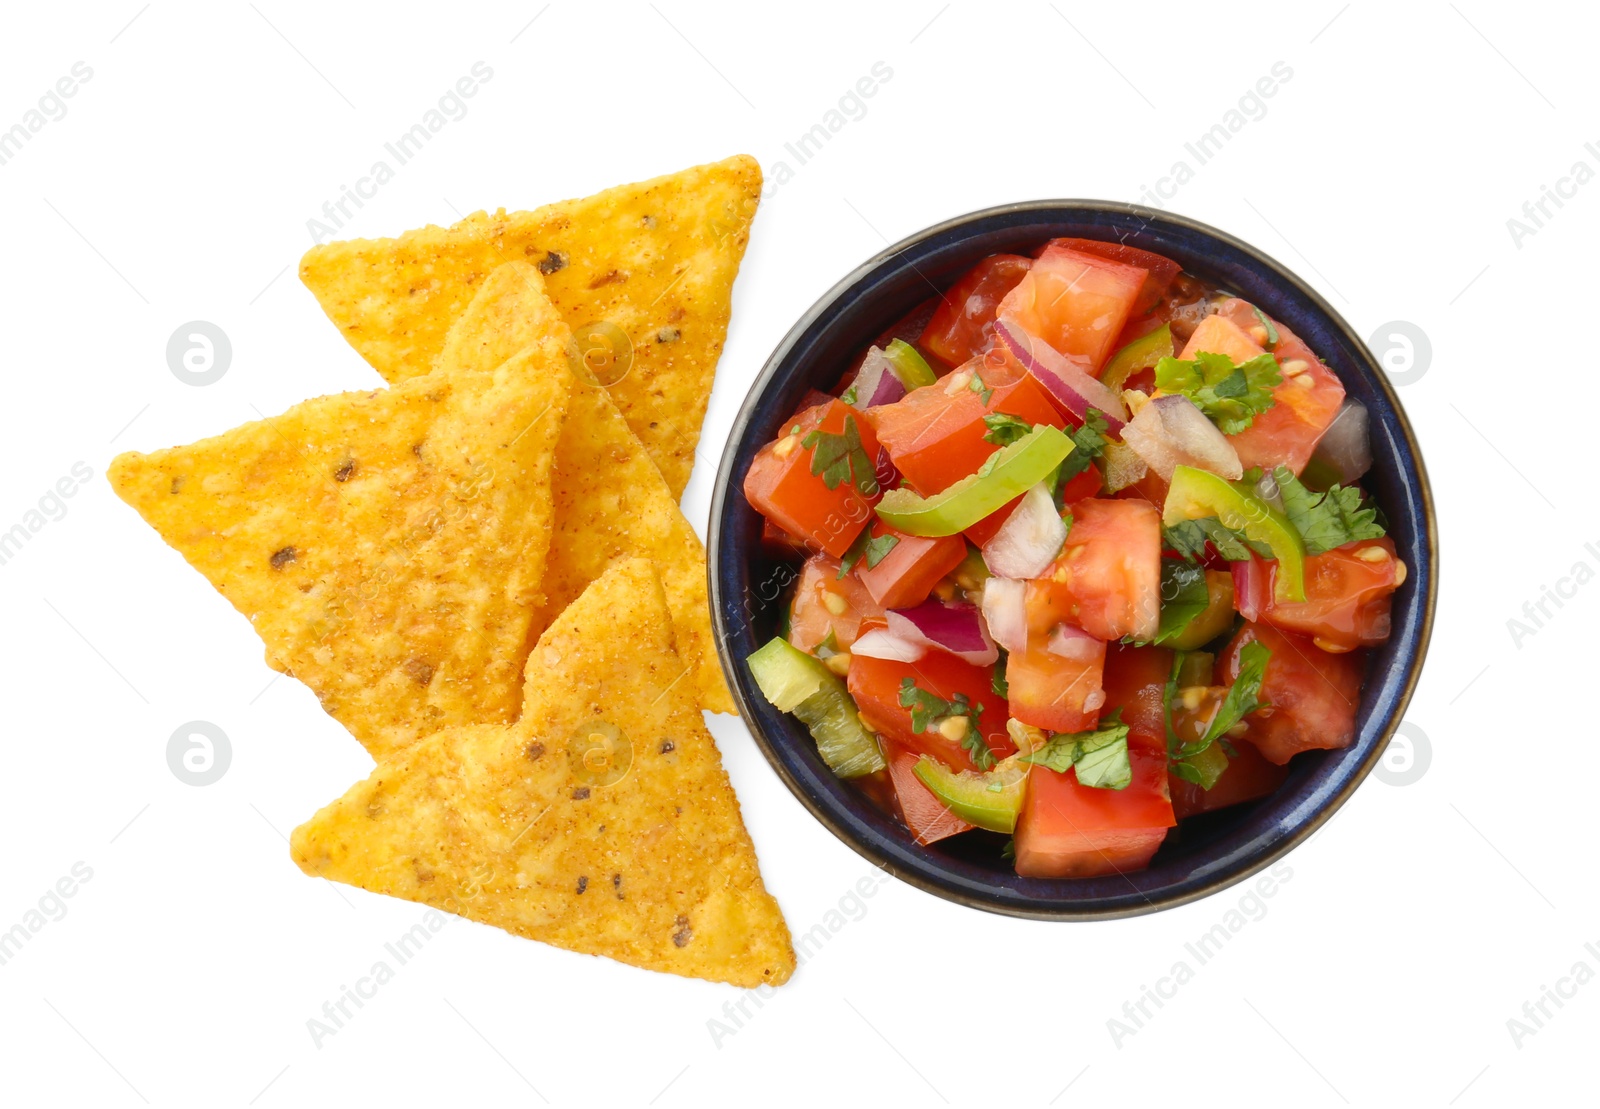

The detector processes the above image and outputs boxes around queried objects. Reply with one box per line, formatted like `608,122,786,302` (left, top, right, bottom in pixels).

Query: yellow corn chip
108,346,573,759
299,154,761,498
437,261,733,715
291,559,794,988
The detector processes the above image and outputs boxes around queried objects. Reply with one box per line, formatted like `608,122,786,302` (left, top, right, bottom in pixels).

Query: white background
0,2,1586,1106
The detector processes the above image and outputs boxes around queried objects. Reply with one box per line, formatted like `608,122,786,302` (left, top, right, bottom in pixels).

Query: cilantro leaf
839,384,858,406
1273,466,1385,555
814,628,840,659
801,414,879,496
1200,639,1271,749
1155,350,1281,435
897,678,991,768
1150,559,1211,646
838,528,900,577
1051,408,1111,500
969,370,994,406
982,412,1033,446
1164,640,1273,789
1162,517,1273,563
991,649,1009,698
1021,710,1131,790
1001,837,1016,861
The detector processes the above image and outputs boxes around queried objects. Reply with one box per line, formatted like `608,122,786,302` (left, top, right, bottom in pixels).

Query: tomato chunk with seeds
996,243,1147,372
1014,745,1175,878
1219,622,1363,765
920,253,1033,367
855,519,966,610
1197,300,1345,476
1100,643,1175,747
1260,538,1399,652
847,652,1013,772
1027,498,1162,642
786,554,883,655
743,399,882,559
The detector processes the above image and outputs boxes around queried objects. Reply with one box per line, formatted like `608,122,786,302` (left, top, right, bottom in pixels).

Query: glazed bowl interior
709,202,1435,919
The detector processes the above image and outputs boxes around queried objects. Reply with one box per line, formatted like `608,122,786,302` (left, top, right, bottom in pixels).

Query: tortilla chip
299,154,761,498
438,261,733,714
108,346,573,759
290,559,794,988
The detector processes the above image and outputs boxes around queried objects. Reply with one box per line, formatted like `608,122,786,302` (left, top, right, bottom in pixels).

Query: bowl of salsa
709,201,1435,918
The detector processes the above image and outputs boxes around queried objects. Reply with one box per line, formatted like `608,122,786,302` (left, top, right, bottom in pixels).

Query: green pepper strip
1101,324,1174,393
883,339,938,388
1162,465,1306,603
874,425,1073,537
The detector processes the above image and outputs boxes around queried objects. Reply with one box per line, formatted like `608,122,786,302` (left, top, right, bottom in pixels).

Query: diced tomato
1058,463,1104,507
786,554,884,655
1170,739,1288,819
1218,622,1363,765
996,243,1147,372
920,254,1033,368
1013,745,1175,878
1205,299,1346,476
1115,467,1171,518
1261,538,1399,652
1034,238,1181,317
847,652,1014,772
1026,498,1161,642
1180,312,1266,364
885,742,973,845
856,519,966,610
743,399,882,559
1101,643,1174,748
1005,634,1106,734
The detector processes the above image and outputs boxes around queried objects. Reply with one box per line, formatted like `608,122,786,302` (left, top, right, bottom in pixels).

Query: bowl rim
708,198,1438,920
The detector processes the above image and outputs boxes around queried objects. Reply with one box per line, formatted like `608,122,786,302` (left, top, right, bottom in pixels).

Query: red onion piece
982,482,1067,580
980,577,1028,654
1047,622,1100,661
887,600,998,666
1121,394,1243,481
994,318,1128,431
1231,556,1270,622
1307,399,1372,485
853,347,909,409
850,628,926,662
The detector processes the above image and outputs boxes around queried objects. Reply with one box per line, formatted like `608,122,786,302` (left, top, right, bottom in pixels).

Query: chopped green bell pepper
883,339,938,388
1101,323,1174,392
912,755,1029,833
747,638,885,778
874,424,1074,537
1162,465,1306,603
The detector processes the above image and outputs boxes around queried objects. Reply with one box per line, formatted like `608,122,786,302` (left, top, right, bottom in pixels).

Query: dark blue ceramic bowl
708,201,1436,919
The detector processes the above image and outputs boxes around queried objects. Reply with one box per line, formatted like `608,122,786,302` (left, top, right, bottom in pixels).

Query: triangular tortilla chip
108,346,573,759
299,154,761,498
290,559,794,988
437,261,733,715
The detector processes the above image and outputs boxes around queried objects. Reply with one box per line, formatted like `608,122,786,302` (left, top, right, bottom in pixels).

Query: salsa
743,238,1402,879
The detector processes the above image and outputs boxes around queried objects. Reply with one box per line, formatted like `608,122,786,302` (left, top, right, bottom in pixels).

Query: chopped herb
802,414,879,496
1052,408,1111,495
1154,350,1281,435
1273,465,1386,555
982,412,1034,446
1001,838,1016,861
814,629,840,659
1163,517,1274,563
838,528,900,577
1251,306,1280,350
991,649,1009,698
1021,709,1131,790
969,370,994,405
839,384,858,406
897,678,990,768
1166,641,1272,786
1150,559,1210,646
